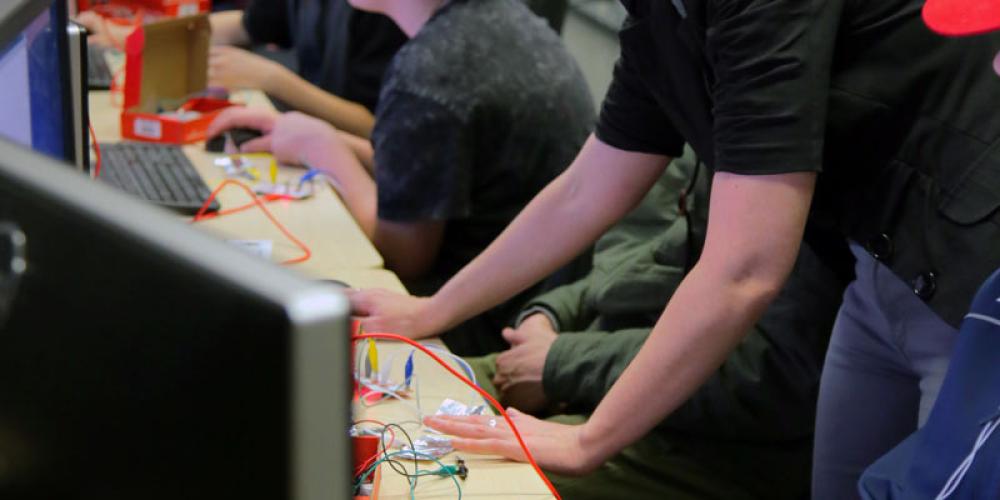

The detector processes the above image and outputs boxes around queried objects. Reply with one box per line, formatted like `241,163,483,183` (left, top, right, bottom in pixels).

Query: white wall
561,0,624,108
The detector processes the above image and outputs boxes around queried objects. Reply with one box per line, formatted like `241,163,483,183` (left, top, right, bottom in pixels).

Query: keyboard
88,45,114,90
97,142,221,215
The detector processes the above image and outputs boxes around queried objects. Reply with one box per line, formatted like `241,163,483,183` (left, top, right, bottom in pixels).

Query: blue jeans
812,243,958,500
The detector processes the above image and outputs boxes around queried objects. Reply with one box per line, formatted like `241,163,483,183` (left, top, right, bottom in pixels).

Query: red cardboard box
78,0,210,18
121,14,236,144
134,0,210,17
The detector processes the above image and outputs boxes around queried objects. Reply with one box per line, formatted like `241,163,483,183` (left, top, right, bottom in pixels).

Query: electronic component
454,458,469,480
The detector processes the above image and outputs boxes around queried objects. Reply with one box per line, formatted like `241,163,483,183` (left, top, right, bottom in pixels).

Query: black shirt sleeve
242,0,292,48
707,0,842,174
372,91,474,222
594,18,685,158
345,12,407,112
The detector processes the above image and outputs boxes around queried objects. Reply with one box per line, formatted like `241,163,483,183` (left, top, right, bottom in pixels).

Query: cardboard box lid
123,14,210,112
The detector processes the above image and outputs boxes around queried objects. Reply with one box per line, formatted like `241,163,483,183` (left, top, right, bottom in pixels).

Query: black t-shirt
242,0,406,112
371,0,595,354
598,0,837,174
596,0,1000,327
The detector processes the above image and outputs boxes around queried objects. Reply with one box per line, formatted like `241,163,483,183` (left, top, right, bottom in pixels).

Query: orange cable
191,179,312,265
192,193,291,220
352,332,562,500
88,121,101,178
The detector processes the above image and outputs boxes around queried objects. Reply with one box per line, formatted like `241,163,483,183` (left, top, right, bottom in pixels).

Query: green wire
354,450,462,500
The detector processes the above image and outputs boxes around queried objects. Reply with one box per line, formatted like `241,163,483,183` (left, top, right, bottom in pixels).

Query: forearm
338,132,375,173
426,136,668,334
576,171,816,467
580,262,783,463
210,11,250,46
303,143,377,238
268,71,376,138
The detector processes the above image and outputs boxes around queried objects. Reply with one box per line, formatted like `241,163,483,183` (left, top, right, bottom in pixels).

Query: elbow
734,269,786,308
697,252,793,314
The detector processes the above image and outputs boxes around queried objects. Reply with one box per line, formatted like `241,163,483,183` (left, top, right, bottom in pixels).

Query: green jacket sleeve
523,277,598,332
542,242,848,443
542,327,649,410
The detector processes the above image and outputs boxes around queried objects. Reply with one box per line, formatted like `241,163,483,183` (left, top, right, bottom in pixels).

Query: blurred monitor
0,0,75,164
0,136,351,499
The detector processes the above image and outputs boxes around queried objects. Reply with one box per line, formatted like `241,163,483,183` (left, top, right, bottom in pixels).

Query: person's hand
208,46,285,92
76,11,135,49
206,106,279,152
208,109,350,167
505,313,558,346
492,314,558,412
348,288,440,340
424,409,601,476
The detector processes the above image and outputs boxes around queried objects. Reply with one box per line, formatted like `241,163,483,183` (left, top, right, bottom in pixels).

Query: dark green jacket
531,149,850,443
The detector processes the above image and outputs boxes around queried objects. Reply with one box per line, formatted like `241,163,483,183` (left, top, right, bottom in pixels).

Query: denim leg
871,255,958,425
813,245,921,500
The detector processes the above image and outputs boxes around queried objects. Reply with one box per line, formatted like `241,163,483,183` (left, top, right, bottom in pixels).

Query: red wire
190,179,312,265
88,121,101,178
352,332,562,500
192,193,290,220
109,64,126,108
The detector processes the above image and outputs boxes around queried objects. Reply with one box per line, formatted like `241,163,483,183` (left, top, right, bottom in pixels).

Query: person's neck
385,0,446,38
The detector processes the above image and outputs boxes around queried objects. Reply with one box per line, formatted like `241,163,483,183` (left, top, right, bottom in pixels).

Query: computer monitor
0,137,352,499
0,0,75,165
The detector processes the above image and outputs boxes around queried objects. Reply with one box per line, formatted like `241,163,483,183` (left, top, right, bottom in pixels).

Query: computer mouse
228,128,264,148
205,133,227,153
205,127,264,153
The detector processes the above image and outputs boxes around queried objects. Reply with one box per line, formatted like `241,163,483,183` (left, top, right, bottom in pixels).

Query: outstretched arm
427,170,816,475
576,172,815,468
351,135,670,338
207,108,442,279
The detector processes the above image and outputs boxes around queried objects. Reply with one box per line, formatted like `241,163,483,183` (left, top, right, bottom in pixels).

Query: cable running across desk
191,179,312,265
352,332,562,500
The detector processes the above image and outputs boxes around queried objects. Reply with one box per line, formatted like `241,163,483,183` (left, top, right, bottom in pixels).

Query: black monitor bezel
0,0,77,166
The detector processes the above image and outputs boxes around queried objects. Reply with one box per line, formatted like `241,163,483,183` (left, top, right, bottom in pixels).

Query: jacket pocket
937,134,1000,226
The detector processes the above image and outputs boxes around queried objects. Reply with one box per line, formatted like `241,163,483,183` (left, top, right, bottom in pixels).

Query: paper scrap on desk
397,433,454,459
227,239,273,260
435,398,488,417
254,181,314,200
214,157,257,180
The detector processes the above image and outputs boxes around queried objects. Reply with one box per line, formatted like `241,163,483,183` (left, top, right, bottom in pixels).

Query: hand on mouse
208,109,356,175
207,107,278,151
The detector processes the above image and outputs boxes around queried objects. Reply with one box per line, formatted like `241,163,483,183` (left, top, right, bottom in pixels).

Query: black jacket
598,0,1000,327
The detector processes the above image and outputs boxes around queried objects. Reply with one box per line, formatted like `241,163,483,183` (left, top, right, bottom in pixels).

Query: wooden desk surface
88,87,550,498
87,90,385,273
354,340,556,499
